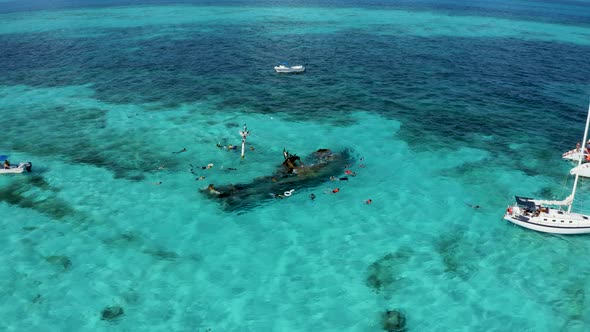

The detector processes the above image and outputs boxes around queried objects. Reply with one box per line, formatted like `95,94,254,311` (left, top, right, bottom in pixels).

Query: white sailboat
504,102,590,234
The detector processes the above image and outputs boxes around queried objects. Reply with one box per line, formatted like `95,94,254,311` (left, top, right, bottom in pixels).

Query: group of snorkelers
216,143,255,151
170,143,376,206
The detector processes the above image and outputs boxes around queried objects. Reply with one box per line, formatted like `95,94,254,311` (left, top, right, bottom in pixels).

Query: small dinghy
0,162,32,174
274,62,305,73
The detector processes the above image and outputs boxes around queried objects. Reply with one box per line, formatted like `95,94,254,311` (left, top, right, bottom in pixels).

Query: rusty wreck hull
203,149,352,211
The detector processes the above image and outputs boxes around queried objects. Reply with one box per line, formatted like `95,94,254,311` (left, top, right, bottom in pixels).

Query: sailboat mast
568,101,590,213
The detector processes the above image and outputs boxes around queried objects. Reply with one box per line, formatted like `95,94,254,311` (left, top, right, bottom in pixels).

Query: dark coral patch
0,176,76,220
45,255,72,271
382,309,407,332
101,306,124,321
366,248,412,293
435,234,478,280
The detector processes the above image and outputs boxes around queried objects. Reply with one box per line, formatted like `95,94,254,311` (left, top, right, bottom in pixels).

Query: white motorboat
0,162,32,174
274,64,305,73
504,102,590,234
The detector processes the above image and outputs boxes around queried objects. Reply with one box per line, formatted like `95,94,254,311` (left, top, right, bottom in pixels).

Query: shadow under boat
202,148,353,211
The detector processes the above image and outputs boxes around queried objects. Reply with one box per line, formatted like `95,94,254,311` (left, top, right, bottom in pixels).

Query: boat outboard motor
23,162,32,172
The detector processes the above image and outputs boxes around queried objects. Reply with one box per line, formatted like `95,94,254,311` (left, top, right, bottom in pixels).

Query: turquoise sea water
1,1,590,331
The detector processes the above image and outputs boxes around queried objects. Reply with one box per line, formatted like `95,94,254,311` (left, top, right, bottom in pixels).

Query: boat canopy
515,196,536,209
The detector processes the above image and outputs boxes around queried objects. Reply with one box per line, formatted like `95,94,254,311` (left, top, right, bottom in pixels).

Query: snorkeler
207,184,221,195
201,163,214,170
172,148,187,154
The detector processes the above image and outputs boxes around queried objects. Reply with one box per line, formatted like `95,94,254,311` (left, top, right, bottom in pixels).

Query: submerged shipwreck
202,148,352,211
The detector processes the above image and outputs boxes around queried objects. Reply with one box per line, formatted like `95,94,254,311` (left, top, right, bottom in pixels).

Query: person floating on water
173,148,187,154
201,163,214,170
344,170,356,176
207,184,221,195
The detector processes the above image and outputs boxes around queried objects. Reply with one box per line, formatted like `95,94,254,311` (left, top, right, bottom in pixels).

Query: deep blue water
2,0,590,25
1,1,589,180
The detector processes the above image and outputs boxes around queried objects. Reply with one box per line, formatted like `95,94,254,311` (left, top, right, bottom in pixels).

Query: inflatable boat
0,162,32,174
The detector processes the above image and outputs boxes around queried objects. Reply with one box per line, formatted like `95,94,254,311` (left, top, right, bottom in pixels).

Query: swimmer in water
310,193,316,200
172,148,187,154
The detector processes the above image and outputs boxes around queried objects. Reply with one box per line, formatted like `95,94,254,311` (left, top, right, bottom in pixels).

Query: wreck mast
239,124,250,159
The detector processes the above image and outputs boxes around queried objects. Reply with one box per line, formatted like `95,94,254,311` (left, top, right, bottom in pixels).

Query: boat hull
274,65,305,73
504,207,590,234
570,163,590,177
